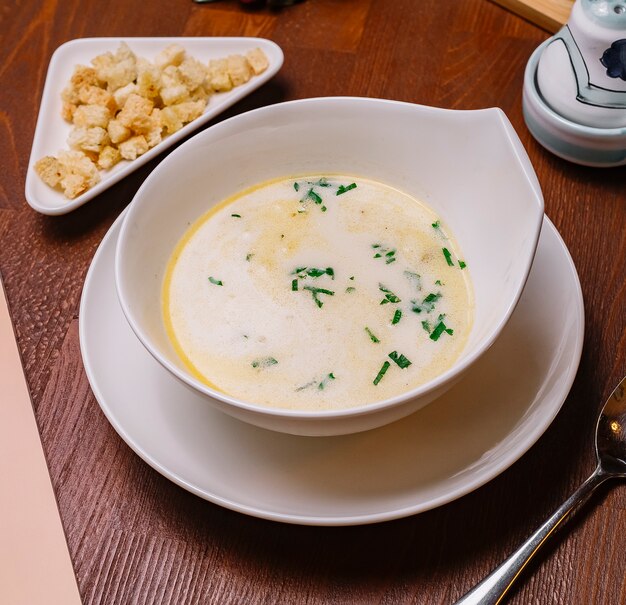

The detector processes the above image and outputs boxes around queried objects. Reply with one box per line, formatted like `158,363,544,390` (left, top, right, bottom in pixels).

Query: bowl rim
115,96,544,422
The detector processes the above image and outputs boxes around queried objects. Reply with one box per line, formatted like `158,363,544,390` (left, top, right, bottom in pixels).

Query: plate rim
79,211,584,526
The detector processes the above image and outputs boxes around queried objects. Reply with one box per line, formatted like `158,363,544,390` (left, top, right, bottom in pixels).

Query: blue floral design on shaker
600,39,626,80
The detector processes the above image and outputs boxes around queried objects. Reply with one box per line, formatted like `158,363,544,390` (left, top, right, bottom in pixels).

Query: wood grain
1,1,625,604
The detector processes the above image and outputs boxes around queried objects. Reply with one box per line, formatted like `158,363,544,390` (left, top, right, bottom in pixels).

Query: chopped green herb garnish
442,247,454,266
291,279,298,291
306,268,326,278
372,243,396,264
421,320,431,333
345,286,356,293
293,182,300,191
379,283,401,304
459,260,467,269
314,177,331,188
392,309,402,325
303,285,334,308
432,220,441,229
411,292,441,313
252,357,278,368
434,279,443,286
365,327,380,343
429,321,453,341
373,361,391,385
349,276,355,280
246,253,254,261
292,266,335,280
336,183,357,195
389,351,412,369
321,205,327,212
231,213,241,218
303,188,323,205
208,276,223,286
318,372,336,390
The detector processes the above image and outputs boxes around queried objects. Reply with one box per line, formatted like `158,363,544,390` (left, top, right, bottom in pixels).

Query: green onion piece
231,213,241,218
291,279,298,291
321,206,327,212
293,182,300,191
365,327,380,343
208,276,223,286
318,372,336,390
421,320,431,333
372,244,381,249
412,292,442,314
434,279,443,285
246,253,254,261
252,357,278,368
316,177,331,187
442,247,454,266
306,268,326,277
337,183,357,195
304,188,323,204
389,351,412,369
373,361,391,385
459,260,467,269
392,309,402,325
349,276,355,280
379,283,401,304
429,321,453,341
432,220,441,229
326,267,334,279
345,286,355,293
303,285,334,308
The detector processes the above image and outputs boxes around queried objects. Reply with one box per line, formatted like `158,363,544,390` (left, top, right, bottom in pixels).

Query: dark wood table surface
3,1,626,603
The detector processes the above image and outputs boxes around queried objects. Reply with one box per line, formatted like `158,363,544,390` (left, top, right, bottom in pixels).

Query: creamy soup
163,175,473,410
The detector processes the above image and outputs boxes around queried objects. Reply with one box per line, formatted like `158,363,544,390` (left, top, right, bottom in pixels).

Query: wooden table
3,1,625,603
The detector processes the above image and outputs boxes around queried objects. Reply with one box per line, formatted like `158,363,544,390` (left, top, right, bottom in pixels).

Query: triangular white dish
25,37,283,215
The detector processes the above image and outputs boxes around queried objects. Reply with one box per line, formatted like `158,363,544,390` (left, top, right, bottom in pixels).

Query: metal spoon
454,375,626,605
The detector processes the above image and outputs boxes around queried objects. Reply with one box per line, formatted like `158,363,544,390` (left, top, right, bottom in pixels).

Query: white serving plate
79,210,584,525
25,37,283,216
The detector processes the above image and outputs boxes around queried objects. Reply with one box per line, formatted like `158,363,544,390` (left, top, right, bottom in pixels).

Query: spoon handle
453,465,611,605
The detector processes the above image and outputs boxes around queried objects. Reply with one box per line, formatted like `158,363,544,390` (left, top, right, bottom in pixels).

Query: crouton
72,104,111,129
207,58,232,92
154,43,186,69
226,54,252,87
246,48,269,75
34,156,63,187
78,85,117,112
107,119,131,144
97,145,122,170
117,93,154,128
56,150,101,199
118,135,149,160
178,57,208,91
68,126,110,153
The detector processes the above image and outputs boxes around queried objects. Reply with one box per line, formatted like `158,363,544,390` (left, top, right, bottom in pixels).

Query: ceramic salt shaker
523,0,626,166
